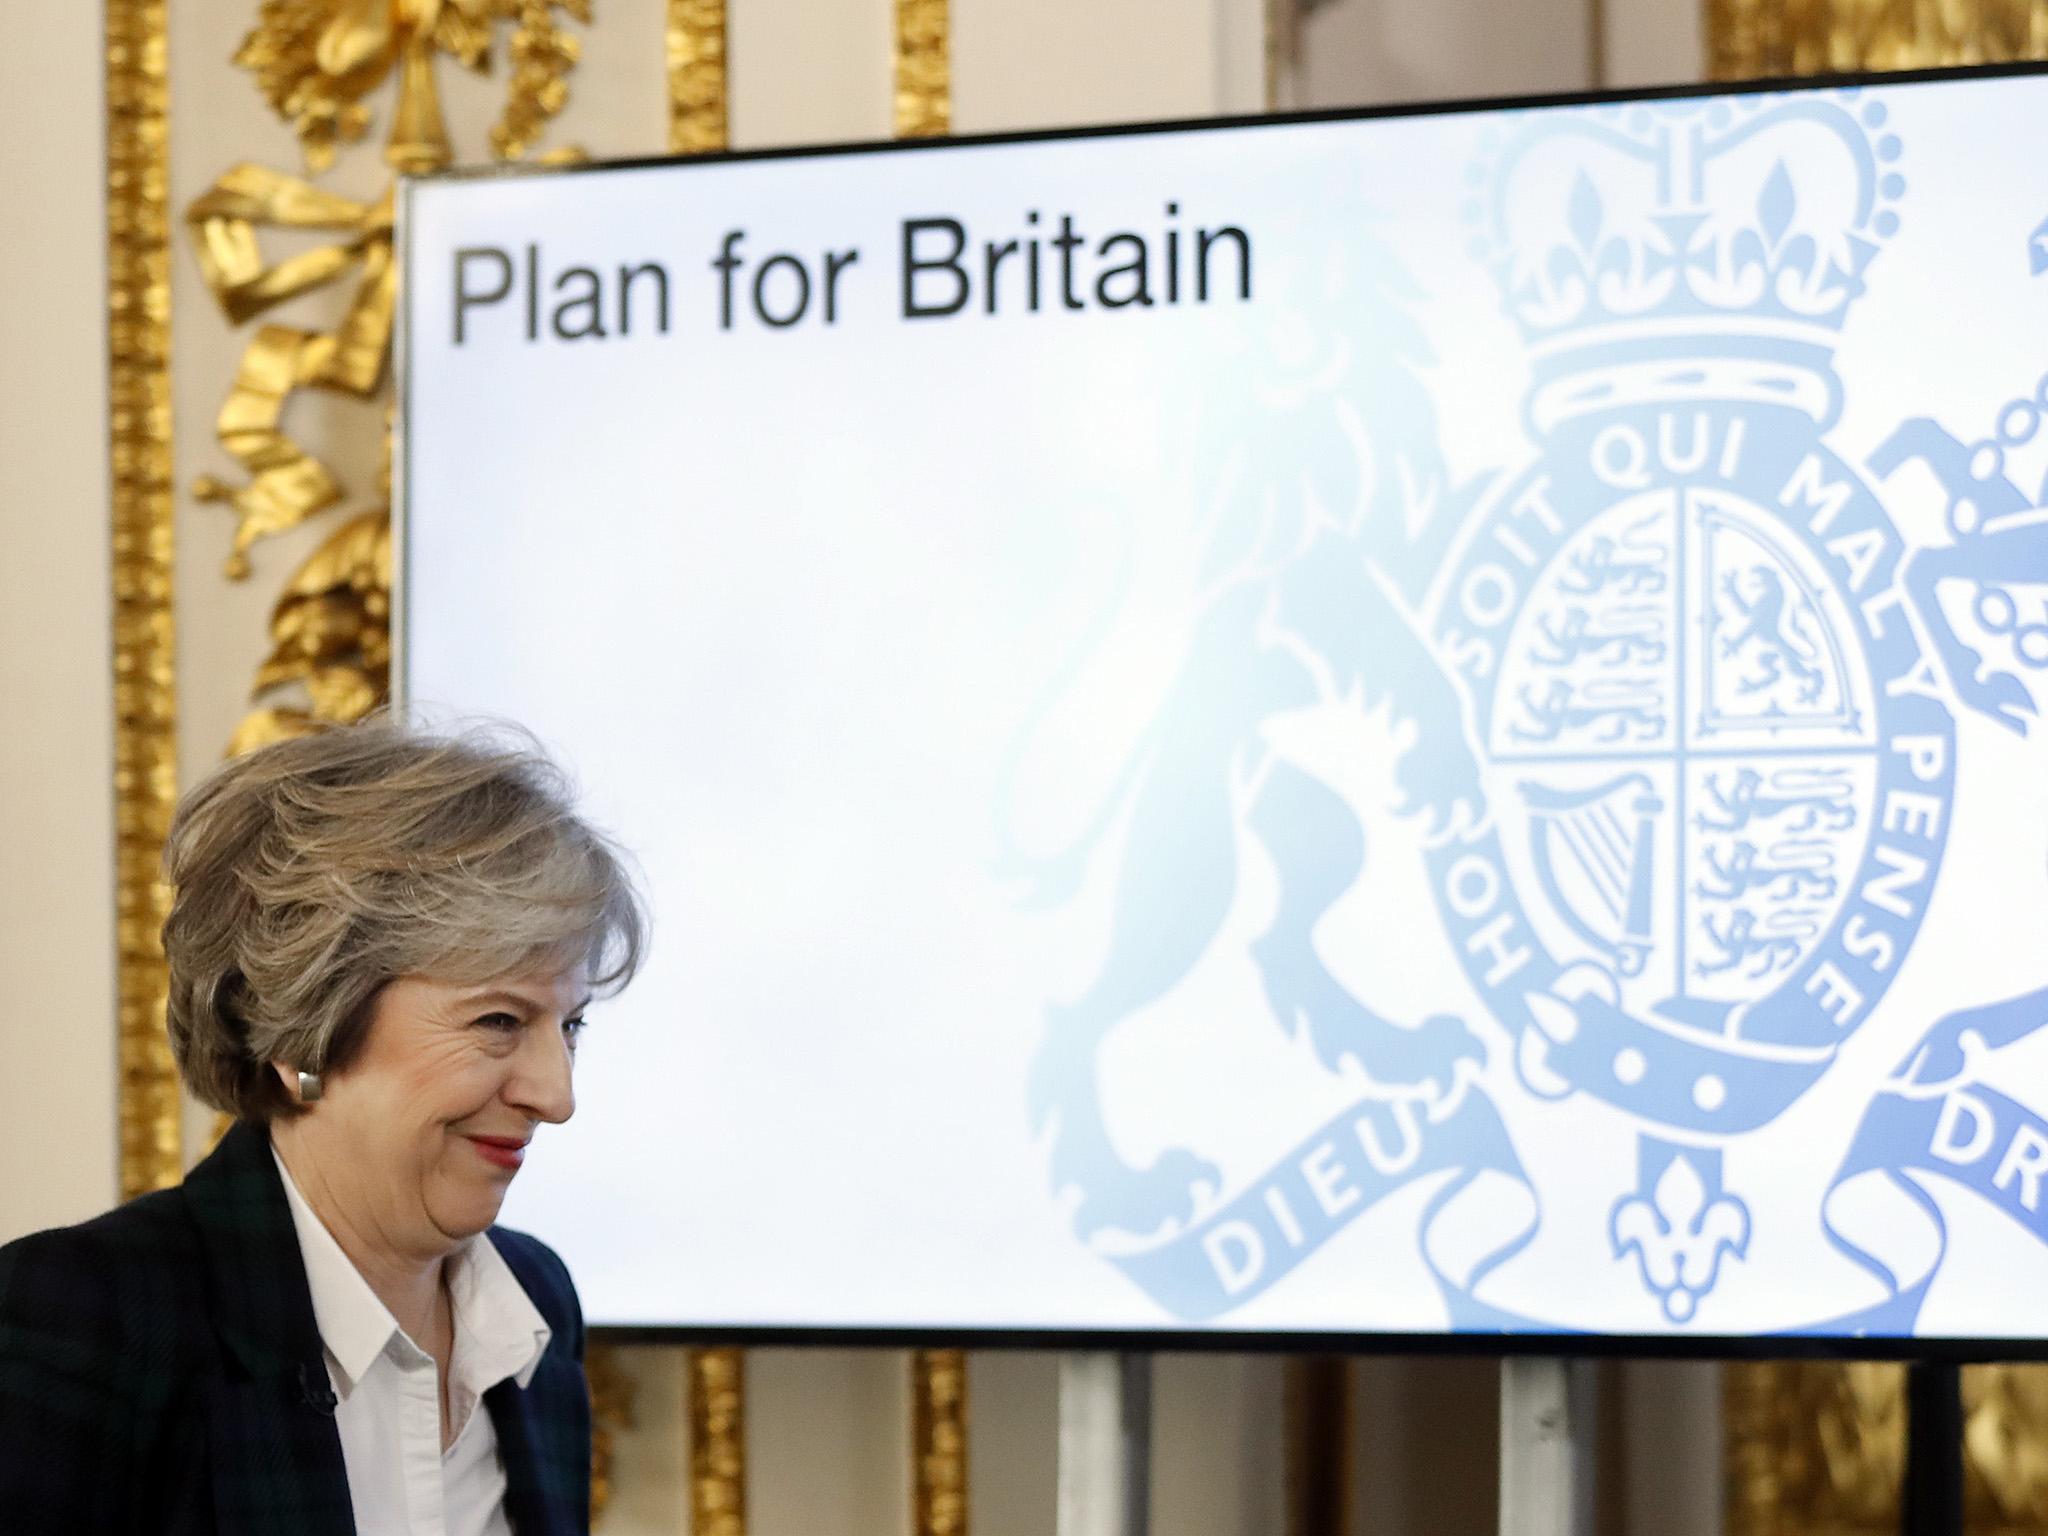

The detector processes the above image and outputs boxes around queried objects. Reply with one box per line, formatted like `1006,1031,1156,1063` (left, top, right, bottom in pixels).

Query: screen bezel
395,59,2048,1360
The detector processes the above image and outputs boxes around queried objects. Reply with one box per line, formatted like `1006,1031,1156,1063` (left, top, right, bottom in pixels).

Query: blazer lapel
184,1121,355,1536
487,1374,582,1535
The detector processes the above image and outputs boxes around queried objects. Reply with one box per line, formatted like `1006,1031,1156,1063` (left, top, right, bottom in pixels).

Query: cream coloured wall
0,0,119,1242
1284,0,1700,106
1604,0,1705,88
730,0,894,147
952,0,1265,133
1287,0,1595,109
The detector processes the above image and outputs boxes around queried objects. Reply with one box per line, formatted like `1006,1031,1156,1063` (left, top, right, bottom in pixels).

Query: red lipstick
466,1134,528,1171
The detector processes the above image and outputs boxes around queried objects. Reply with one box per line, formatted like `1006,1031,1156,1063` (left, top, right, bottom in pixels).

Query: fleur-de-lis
1610,1151,1751,1323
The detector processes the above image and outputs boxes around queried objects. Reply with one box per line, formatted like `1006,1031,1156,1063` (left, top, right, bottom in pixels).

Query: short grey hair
162,717,646,1123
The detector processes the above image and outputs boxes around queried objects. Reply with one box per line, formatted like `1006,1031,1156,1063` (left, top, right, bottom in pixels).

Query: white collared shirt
273,1150,553,1536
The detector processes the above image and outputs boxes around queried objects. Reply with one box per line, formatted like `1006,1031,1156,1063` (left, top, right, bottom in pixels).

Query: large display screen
401,67,2048,1346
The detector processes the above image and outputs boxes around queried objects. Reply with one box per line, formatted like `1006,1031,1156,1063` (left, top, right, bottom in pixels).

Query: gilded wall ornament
108,0,184,1203
191,0,589,751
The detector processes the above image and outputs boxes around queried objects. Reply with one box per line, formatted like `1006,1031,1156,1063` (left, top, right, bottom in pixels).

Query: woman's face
278,966,587,1260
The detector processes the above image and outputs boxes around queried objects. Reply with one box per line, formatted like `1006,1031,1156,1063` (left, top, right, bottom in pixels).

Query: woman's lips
466,1135,527,1171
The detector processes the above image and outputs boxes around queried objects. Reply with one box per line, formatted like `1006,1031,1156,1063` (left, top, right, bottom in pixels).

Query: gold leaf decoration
495,0,590,159
692,1347,747,1536
1707,0,2048,78
226,507,390,755
913,1350,969,1536
894,0,950,139
197,0,590,757
667,0,728,154
231,0,379,172
233,0,593,171
108,0,183,1201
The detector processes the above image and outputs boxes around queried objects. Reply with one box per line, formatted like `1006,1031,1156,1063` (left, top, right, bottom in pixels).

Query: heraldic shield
1025,82,2048,1339
1429,93,1965,1326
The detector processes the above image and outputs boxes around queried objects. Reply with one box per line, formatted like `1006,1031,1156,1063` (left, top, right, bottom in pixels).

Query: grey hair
162,716,646,1123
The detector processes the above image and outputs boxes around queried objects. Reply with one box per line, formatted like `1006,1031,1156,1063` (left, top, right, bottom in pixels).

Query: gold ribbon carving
193,1,588,753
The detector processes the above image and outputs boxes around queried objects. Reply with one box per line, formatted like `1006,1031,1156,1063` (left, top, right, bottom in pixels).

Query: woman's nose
508,1021,576,1124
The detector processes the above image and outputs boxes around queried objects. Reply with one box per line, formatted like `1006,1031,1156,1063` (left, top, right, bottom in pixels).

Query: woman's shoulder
0,1185,207,1340
0,1190,221,1526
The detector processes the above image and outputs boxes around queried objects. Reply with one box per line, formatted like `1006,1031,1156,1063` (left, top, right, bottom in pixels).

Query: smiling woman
0,718,646,1535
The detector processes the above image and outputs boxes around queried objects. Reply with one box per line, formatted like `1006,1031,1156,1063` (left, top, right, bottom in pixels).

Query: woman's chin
435,1180,513,1240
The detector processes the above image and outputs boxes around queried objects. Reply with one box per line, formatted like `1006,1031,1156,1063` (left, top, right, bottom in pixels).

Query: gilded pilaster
895,0,950,139
107,0,183,1202
668,0,728,154
691,1346,747,1536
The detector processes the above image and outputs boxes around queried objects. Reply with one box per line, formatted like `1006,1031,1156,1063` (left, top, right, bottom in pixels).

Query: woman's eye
562,1015,588,1043
476,1011,522,1032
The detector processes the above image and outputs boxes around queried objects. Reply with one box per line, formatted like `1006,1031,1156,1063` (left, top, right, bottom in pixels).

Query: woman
0,719,645,1534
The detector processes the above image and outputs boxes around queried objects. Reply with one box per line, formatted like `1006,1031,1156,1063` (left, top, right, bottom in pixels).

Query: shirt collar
270,1147,552,1399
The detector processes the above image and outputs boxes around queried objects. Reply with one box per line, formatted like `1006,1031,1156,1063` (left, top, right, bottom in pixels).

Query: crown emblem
1466,92,1905,409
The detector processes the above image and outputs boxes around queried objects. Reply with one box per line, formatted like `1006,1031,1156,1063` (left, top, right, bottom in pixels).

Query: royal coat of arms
1023,84,2048,1337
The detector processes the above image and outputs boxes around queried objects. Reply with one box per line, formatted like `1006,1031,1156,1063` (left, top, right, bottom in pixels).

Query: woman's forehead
400,965,592,1012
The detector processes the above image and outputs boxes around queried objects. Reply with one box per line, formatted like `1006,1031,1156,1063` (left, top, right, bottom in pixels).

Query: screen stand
1902,1360,1964,1536
1498,1357,1594,1536
1056,1353,1152,1536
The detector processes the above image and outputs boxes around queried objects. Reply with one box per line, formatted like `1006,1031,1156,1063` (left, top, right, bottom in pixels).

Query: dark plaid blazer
0,1119,590,1534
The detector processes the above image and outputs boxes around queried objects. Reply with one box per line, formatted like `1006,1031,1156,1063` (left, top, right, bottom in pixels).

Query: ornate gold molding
895,0,950,139
192,1,591,754
913,1350,969,1536
1708,7,2048,1535
668,0,728,154
107,0,183,1202
1708,0,2048,79
691,1347,747,1536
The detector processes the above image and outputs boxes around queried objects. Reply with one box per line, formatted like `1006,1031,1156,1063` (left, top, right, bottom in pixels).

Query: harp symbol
1521,773,1662,978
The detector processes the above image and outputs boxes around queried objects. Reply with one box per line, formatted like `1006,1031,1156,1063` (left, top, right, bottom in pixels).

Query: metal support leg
1056,1353,1151,1536
1499,1357,1594,1536
1902,1361,1963,1536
